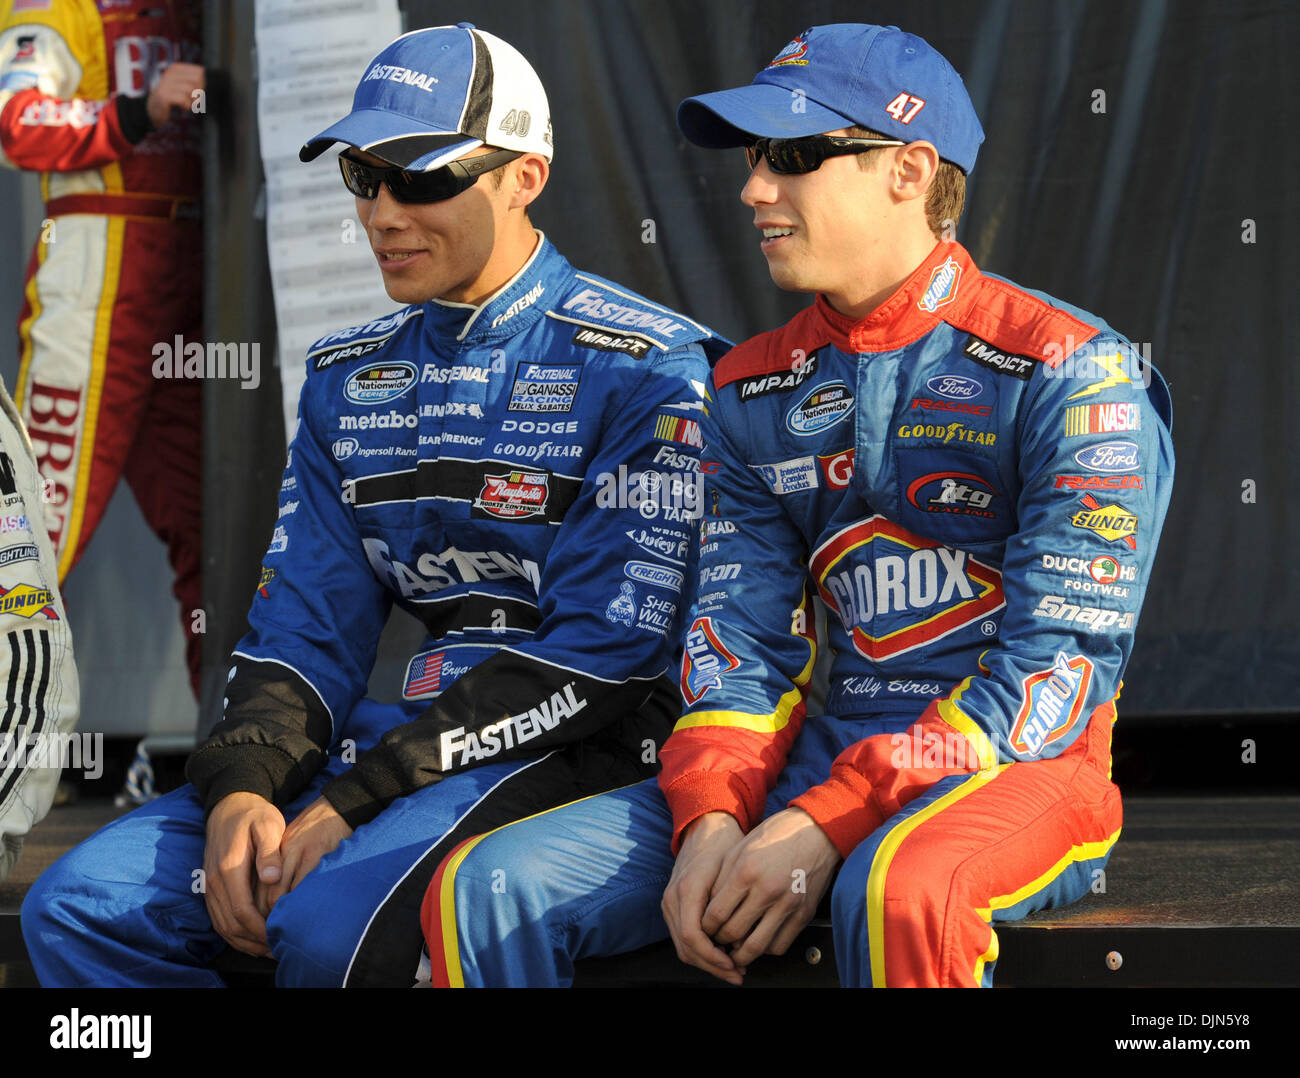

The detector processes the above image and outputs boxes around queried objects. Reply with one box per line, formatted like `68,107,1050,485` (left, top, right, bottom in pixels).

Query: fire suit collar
423,229,557,343
816,240,981,354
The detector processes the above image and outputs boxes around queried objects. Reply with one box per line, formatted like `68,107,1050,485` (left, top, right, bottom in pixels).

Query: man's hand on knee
661,811,745,985
262,796,353,911
702,807,841,973
203,792,285,957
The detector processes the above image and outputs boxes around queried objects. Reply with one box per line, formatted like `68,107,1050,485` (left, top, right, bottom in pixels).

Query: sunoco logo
786,381,855,436
1074,440,1139,473
344,361,417,405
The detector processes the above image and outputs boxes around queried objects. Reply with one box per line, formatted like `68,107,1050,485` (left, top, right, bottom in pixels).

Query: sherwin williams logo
1009,652,1093,755
917,256,961,313
344,361,417,405
1071,494,1138,549
810,515,1003,661
0,582,58,619
681,617,741,705
786,381,855,435
1074,440,1139,473
926,374,983,400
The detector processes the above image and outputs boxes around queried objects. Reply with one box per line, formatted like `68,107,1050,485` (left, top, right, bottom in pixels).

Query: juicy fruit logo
1071,494,1138,550
786,382,855,436
344,362,417,405
1010,652,1093,755
475,471,550,520
917,256,961,314
810,516,1003,661
681,617,741,705
0,583,58,620
767,31,810,67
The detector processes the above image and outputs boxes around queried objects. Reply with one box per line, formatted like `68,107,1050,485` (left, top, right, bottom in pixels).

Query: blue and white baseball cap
678,24,984,173
300,23,553,170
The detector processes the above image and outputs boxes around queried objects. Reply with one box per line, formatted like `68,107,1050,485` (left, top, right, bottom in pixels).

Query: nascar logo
1063,402,1140,437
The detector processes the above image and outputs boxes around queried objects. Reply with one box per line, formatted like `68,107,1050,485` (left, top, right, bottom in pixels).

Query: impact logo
681,617,741,705
767,30,810,67
343,362,417,405
475,471,550,520
0,583,58,620
905,471,998,518
1071,494,1138,549
810,516,1003,661
786,382,855,436
1009,652,1093,755
917,256,961,314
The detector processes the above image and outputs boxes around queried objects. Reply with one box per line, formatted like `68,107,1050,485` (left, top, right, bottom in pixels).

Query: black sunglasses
744,135,907,175
338,147,523,203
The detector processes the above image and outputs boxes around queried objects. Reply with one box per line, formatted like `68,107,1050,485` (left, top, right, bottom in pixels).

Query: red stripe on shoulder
950,276,1099,368
714,305,827,391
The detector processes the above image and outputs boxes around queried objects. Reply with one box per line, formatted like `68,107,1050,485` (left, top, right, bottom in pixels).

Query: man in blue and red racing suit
422,23,1174,988
21,24,726,987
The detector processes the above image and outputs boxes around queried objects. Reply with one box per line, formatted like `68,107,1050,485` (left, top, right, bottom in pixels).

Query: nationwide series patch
1071,494,1138,549
475,470,551,520
343,361,418,405
786,381,855,436
654,413,703,448
1009,652,1093,754
1063,402,1140,437
738,351,820,402
810,515,1004,661
0,582,58,620
509,362,582,412
962,334,1035,380
681,617,741,705
571,327,654,359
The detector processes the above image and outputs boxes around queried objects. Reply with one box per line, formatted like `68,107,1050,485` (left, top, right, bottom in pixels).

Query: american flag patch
405,651,446,697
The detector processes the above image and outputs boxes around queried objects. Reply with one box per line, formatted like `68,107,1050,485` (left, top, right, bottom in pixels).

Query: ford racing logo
925,374,983,400
343,361,418,405
1074,440,1139,473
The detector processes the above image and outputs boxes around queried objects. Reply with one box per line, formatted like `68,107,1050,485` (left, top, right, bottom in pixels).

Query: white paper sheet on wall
255,0,404,438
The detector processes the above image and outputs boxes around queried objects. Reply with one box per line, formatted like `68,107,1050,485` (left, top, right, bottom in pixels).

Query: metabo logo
343,361,417,405
810,516,1003,661
681,617,741,705
1010,652,1093,755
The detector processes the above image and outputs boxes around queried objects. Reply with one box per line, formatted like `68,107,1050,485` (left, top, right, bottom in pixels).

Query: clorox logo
1009,652,1094,755
344,361,418,405
809,515,1003,661
681,617,741,705
767,31,810,67
917,256,962,314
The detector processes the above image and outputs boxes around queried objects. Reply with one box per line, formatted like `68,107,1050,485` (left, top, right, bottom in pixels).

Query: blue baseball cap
678,24,984,173
300,23,553,171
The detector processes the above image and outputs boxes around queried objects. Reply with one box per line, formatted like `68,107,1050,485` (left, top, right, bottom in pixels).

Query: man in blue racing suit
422,23,1175,988
22,23,725,987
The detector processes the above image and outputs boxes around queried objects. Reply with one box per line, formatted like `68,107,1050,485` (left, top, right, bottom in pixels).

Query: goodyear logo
1071,494,1138,549
0,582,57,620
809,515,1003,661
